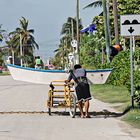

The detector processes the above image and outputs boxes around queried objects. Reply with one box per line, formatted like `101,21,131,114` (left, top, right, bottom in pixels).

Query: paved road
0,76,139,140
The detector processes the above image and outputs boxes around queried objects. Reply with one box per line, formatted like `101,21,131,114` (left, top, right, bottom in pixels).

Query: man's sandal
85,115,91,118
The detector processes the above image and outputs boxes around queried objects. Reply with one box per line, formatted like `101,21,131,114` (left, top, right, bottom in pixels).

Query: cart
46,80,77,118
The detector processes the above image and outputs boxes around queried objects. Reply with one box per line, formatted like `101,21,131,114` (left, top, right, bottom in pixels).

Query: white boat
7,64,112,84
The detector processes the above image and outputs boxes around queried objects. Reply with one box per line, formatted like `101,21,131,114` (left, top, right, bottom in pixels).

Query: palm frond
0,34,3,42
29,35,39,49
83,0,102,9
54,49,59,52
28,29,34,34
20,17,28,30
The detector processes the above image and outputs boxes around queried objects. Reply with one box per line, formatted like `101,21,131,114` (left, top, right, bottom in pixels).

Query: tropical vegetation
0,17,39,67
52,17,83,69
0,24,6,66
52,0,140,108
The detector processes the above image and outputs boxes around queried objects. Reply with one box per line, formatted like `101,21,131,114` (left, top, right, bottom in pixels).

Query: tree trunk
12,49,14,64
20,34,23,66
71,19,74,40
113,0,119,45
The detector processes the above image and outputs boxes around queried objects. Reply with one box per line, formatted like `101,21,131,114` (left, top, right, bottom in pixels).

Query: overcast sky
0,0,101,62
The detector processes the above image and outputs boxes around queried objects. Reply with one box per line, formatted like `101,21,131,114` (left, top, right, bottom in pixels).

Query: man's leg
77,101,84,118
84,99,90,117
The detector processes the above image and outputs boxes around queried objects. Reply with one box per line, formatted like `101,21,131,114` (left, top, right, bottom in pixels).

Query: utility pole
76,0,80,64
102,0,110,63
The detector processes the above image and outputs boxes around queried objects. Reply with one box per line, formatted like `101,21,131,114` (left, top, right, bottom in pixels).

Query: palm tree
61,17,79,40
8,17,39,66
61,17,83,66
62,16,83,63
53,37,71,69
84,0,119,62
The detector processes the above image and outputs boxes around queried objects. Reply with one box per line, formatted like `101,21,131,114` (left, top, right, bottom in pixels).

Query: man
66,64,92,118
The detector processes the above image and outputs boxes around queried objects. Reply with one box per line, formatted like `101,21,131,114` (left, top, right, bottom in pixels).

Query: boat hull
7,64,112,84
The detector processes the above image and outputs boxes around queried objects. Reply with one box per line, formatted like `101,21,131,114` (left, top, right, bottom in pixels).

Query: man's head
74,64,82,70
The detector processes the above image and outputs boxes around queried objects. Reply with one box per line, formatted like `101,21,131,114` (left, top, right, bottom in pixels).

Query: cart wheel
69,93,76,118
48,90,52,115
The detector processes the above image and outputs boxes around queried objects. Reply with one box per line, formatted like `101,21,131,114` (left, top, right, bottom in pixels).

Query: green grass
91,84,130,104
90,84,140,129
122,109,140,129
0,71,10,76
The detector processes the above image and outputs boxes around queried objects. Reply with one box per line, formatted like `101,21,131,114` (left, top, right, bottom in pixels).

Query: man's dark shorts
75,82,92,102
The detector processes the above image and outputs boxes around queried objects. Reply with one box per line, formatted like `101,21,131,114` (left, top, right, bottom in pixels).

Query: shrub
107,49,140,107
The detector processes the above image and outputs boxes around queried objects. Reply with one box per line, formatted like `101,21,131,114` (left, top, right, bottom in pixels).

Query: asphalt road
0,76,139,140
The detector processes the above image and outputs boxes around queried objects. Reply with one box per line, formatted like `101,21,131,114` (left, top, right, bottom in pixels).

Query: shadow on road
49,106,132,118
0,106,132,118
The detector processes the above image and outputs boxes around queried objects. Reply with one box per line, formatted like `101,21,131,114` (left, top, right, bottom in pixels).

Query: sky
0,0,102,62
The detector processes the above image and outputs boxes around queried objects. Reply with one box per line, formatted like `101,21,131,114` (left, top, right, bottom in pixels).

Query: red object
114,44,121,51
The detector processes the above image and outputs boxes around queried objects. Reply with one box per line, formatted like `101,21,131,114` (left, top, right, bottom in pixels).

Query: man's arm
67,72,73,82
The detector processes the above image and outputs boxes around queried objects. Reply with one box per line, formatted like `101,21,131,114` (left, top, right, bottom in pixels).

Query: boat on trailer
7,64,112,84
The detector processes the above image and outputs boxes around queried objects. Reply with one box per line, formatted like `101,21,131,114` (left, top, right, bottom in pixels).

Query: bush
107,49,140,107
107,50,130,86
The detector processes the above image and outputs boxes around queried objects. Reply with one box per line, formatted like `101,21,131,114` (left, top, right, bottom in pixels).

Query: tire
69,93,76,118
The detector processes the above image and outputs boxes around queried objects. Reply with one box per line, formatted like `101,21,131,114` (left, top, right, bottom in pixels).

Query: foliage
80,34,106,69
0,24,6,42
83,0,102,9
52,38,72,69
133,73,140,107
61,17,81,38
0,52,3,65
84,0,140,107
117,0,140,15
53,0,140,69
0,71,10,76
7,17,39,66
107,48,140,106
0,25,6,66
52,17,83,69
107,50,130,85
109,0,140,47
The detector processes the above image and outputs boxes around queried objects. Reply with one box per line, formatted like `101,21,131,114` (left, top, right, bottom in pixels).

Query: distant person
35,56,43,69
65,64,92,118
45,60,55,70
